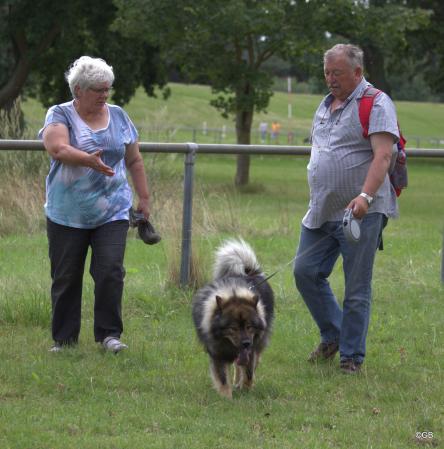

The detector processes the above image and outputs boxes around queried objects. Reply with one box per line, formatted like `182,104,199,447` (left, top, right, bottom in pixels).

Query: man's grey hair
65,56,115,99
324,44,364,71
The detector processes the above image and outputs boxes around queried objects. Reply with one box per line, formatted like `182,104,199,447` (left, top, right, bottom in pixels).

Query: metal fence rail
3,139,444,157
1,139,444,286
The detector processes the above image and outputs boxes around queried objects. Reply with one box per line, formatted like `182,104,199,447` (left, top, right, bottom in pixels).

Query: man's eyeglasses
89,86,112,94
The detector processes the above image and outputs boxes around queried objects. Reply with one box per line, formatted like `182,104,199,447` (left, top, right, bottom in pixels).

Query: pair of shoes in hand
129,208,161,245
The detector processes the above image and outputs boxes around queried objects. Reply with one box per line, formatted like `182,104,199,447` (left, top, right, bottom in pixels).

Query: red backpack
359,87,408,197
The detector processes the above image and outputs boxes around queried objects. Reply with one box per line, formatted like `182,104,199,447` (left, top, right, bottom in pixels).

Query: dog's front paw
242,379,254,390
217,384,233,399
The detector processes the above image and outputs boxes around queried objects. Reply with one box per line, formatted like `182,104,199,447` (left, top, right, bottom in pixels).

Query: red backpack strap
359,87,382,138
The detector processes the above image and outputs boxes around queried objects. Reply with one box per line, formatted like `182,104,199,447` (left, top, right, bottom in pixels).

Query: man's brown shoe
308,341,339,362
340,359,362,374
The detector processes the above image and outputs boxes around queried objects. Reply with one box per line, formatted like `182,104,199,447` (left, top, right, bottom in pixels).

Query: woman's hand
43,124,114,176
136,197,150,221
88,150,115,176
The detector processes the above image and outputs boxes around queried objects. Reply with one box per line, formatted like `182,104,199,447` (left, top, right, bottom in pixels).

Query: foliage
388,72,435,102
116,0,324,120
403,0,444,101
114,0,326,184
319,0,431,97
1,0,444,112
34,1,169,108
2,0,443,185
0,0,168,110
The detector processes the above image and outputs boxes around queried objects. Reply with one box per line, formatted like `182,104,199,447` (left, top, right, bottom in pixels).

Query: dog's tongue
236,348,250,366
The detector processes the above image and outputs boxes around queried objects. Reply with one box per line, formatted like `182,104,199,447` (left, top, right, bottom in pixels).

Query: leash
249,232,334,290
249,256,297,290
249,206,370,290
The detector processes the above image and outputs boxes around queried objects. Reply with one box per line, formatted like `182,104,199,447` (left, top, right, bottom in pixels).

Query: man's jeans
294,212,385,364
47,219,129,345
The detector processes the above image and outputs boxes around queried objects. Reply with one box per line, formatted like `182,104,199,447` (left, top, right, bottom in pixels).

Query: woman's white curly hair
65,56,114,98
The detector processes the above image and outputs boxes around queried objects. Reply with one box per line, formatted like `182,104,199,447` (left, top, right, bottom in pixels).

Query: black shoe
340,359,362,374
129,208,161,245
137,220,161,245
308,341,339,362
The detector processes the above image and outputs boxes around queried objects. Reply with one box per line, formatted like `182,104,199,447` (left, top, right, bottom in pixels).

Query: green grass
23,82,444,147
1,153,443,449
2,84,443,448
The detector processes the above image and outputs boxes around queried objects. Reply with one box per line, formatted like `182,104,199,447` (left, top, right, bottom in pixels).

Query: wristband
359,192,373,205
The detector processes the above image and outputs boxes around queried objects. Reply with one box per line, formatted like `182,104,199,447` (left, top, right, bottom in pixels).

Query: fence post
441,230,444,283
180,143,198,287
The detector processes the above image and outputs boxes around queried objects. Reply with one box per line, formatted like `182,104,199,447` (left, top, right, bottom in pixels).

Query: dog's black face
212,295,266,365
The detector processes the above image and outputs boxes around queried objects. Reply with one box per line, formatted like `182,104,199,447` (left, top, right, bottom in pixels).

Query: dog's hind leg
210,359,232,399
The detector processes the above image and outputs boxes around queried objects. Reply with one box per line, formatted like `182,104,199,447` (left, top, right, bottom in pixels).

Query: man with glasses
293,44,400,374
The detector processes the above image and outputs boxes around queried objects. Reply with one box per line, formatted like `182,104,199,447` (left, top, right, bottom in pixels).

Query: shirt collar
323,77,372,108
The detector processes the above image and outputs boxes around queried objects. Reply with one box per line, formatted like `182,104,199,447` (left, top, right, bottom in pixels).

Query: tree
403,0,444,101
0,0,168,136
114,0,325,186
320,0,430,97
32,1,169,108
0,0,61,111
0,0,64,136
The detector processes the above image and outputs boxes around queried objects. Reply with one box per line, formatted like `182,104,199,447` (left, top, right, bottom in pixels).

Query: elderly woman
39,56,150,353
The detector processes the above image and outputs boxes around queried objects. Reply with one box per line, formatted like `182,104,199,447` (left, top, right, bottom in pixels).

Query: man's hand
346,196,368,219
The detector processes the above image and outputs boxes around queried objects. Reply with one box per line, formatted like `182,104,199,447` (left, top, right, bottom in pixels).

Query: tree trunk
0,56,31,110
234,107,254,186
0,23,60,109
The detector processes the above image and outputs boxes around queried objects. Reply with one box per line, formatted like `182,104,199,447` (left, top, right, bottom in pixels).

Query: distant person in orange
271,121,281,143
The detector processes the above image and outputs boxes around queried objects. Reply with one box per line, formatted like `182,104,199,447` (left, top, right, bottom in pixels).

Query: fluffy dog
192,239,274,399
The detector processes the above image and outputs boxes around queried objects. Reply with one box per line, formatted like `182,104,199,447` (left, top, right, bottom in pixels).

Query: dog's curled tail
213,238,262,279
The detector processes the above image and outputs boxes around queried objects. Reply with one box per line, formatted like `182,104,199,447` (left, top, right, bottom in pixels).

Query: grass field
22,82,444,147
1,152,443,448
1,85,443,448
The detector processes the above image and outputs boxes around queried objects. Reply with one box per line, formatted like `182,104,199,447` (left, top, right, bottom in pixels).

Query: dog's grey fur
192,239,274,398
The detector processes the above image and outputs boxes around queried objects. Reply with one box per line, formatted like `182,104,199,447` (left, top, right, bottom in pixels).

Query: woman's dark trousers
47,219,129,345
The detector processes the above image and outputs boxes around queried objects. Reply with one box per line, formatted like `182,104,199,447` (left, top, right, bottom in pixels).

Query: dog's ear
252,295,259,308
216,295,224,310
